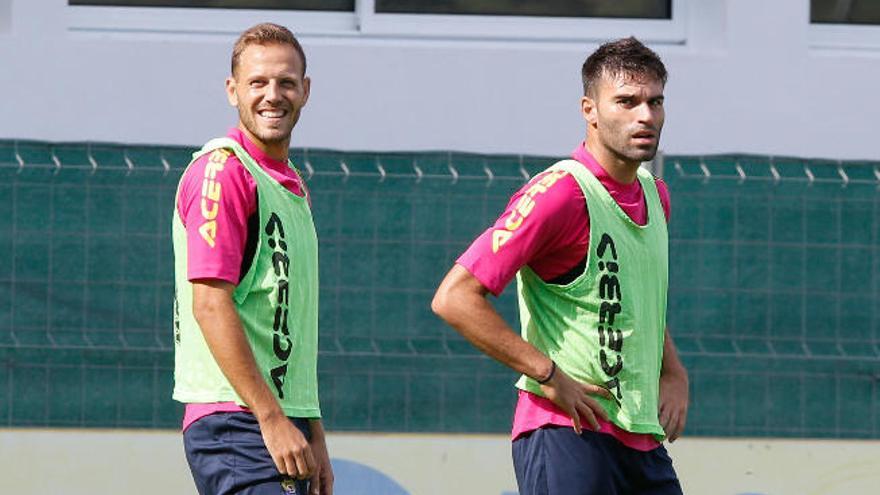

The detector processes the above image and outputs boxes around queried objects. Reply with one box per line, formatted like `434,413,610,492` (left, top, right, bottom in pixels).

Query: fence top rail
2,140,879,186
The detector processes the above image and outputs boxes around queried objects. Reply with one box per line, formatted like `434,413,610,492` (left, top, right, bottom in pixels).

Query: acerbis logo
491,169,569,253
198,149,231,248
266,211,293,399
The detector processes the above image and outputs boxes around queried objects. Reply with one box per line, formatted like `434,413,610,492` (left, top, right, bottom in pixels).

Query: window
68,0,685,44
810,0,880,50
69,0,353,11
68,0,357,35
374,0,671,19
811,0,880,25
360,0,684,43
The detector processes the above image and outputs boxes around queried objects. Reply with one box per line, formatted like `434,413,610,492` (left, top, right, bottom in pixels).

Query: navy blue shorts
512,426,683,495
183,412,312,495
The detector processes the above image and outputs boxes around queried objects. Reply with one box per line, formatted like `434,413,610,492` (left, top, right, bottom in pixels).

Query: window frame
67,3,358,35
809,22,880,50
358,0,686,43
809,0,880,50
68,0,687,44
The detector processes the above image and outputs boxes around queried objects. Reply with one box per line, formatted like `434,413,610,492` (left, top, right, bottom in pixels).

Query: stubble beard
239,108,297,146
603,125,661,164
624,142,659,163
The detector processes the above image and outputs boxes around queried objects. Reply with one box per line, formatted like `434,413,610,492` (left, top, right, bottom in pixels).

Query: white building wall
1,0,879,160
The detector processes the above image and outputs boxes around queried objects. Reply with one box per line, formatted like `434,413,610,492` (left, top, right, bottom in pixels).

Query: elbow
192,291,227,325
432,265,484,323
191,298,215,325
431,287,449,320
190,280,236,332
432,280,463,324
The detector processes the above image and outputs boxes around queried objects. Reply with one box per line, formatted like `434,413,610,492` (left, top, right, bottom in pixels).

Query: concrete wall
3,429,880,494
1,0,879,159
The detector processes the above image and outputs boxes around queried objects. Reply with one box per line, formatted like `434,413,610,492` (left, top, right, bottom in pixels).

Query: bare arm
192,279,316,478
431,264,610,433
307,419,333,495
658,327,689,442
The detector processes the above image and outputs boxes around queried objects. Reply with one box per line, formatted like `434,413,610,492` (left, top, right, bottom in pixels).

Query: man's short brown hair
231,22,307,76
581,37,667,96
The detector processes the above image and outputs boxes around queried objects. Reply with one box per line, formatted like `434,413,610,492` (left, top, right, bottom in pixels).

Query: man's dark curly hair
581,37,667,96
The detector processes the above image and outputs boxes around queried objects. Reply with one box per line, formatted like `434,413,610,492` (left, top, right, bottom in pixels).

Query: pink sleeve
655,177,671,222
456,170,584,296
177,149,257,284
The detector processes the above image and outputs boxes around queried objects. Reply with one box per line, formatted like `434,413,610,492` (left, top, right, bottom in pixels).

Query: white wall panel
2,0,879,160
3,429,880,494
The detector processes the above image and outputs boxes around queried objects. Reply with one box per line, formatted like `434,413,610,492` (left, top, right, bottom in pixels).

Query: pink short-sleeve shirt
177,128,308,430
177,128,308,284
456,143,670,450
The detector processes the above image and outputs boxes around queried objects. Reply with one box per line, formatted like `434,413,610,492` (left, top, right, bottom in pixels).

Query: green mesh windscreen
0,140,878,438
664,156,880,438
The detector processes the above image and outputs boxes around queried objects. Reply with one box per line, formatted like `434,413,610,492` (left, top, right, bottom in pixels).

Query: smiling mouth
258,109,288,119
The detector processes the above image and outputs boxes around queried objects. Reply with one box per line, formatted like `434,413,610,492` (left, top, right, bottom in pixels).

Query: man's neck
264,145,289,163
238,125,290,162
584,138,640,184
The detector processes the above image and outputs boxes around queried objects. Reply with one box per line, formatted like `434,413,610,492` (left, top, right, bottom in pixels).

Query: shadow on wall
330,459,410,494
328,458,771,495
330,459,520,495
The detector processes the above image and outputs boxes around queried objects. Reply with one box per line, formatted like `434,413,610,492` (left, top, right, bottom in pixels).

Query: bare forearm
658,327,689,441
661,327,687,378
432,265,552,381
433,265,613,433
193,282,284,422
308,418,325,439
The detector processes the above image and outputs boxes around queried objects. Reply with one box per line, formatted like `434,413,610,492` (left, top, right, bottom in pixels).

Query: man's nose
264,81,282,102
637,102,656,126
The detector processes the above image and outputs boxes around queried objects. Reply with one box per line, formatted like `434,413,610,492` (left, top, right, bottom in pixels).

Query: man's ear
302,76,311,107
581,95,598,128
225,77,238,107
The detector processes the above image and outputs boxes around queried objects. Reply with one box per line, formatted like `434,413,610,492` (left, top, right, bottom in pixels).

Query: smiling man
172,23,332,495
433,38,688,494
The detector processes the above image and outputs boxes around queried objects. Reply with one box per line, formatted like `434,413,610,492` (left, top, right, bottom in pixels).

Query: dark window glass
68,0,354,11
375,0,671,19
812,0,880,25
